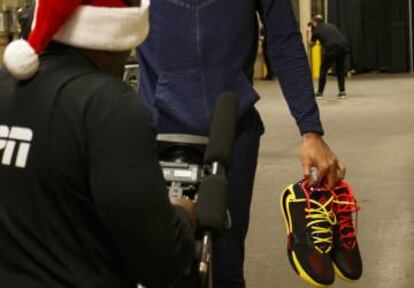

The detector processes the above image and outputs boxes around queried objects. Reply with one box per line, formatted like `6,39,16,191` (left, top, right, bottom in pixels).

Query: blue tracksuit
137,0,323,287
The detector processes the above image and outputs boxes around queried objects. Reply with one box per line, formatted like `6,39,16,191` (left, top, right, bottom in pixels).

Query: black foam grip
196,174,228,233
204,91,238,168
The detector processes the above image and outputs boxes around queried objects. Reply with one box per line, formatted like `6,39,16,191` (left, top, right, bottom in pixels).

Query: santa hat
3,0,150,80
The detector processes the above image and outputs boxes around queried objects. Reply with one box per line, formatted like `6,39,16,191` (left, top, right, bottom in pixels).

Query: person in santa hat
0,1,196,288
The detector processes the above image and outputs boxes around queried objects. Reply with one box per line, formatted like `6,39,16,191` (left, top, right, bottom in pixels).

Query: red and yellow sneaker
331,180,363,281
280,181,337,287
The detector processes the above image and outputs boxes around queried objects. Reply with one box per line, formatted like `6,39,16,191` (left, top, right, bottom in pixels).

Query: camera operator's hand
170,198,197,229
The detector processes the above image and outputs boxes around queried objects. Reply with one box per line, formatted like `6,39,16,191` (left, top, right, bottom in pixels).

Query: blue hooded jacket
137,0,323,136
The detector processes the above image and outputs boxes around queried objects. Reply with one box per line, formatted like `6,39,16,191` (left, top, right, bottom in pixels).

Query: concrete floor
245,75,414,288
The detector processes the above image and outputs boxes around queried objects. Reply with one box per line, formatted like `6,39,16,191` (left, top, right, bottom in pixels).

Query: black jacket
312,23,349,56
0,43,193,288
138,0,324,136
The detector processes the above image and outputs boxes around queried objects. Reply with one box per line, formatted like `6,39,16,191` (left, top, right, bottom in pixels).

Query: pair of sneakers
280,180,362,287
315,92,347,99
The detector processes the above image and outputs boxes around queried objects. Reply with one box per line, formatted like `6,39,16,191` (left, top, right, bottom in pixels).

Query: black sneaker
332,181,363,281
281,181,337,287
338,92,347,99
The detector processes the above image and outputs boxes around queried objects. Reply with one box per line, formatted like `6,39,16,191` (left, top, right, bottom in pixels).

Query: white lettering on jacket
0,125,33,168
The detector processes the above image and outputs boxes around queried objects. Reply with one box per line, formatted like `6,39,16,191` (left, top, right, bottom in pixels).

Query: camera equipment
157,134,208,200
157,92,238,288
122,63,239,287
123,58,139,91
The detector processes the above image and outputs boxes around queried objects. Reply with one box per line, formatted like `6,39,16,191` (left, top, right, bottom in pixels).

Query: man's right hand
300,133,346,187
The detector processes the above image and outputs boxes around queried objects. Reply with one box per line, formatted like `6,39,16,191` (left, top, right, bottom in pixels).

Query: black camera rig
157,92,238,288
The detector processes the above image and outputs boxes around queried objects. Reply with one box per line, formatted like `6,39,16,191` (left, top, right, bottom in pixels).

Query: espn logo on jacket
0,126,33,168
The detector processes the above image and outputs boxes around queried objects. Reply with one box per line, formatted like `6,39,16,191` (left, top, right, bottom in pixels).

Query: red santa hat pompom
3,0,150,80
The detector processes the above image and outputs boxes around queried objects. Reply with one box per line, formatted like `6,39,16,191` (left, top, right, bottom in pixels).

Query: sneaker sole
280,185,331,288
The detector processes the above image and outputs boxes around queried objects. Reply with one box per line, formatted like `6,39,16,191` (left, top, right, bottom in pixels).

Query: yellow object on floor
311,41,322,80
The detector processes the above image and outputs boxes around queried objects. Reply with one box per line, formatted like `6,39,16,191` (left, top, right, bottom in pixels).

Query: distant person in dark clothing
310,14,349,99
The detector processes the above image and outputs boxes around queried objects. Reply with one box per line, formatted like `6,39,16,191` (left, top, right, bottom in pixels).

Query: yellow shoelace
291,196,337,254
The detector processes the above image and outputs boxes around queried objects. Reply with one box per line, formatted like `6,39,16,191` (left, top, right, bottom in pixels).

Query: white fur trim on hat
53,0,150,51
3,39,40,80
